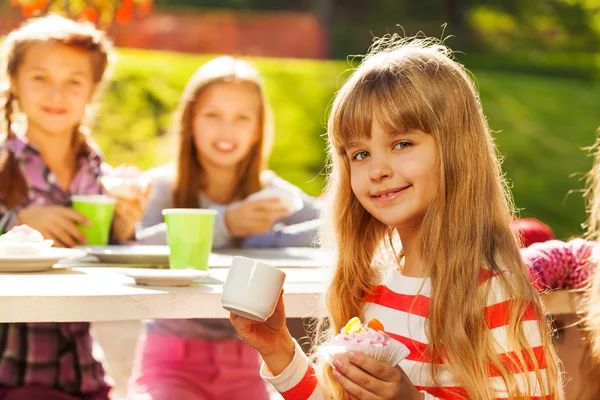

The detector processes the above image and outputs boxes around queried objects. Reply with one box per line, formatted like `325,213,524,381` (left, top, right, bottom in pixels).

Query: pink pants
129,334,270,400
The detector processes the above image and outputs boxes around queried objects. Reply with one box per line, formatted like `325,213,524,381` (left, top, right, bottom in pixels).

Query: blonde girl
0,15,146,400
129,56,321,399
231,36,562,400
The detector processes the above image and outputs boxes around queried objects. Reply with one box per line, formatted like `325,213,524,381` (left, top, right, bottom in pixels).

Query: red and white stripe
262,269,554,400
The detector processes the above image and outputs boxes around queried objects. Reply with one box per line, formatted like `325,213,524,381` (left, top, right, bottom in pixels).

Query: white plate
210,248,335,268
124,269,210,287
0,248,87,272
79,245,170,265
0,240,54,256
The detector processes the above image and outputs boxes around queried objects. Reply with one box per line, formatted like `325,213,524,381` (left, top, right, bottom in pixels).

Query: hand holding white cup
221,256,286,322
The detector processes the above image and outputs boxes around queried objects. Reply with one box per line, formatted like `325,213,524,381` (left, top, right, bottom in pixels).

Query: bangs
330,59,435,154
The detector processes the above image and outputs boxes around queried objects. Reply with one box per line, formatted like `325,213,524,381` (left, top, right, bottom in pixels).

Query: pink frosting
332,327,391,347
0,224,44,243
11,225,36,235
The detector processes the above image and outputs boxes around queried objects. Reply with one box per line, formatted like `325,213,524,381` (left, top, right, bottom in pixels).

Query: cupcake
0,225,53,256
319,317,410,366
101,164,149,199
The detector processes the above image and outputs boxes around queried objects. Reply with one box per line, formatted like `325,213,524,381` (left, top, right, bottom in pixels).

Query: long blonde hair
315,36,560,399
172,56,274,208
579,129,600,399
0,15,113,208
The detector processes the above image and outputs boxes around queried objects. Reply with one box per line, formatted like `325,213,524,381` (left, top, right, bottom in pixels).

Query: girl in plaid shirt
0,15,147,400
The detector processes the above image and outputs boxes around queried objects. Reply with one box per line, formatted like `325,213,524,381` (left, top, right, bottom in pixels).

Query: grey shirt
136,165,321,249
136,165,321,340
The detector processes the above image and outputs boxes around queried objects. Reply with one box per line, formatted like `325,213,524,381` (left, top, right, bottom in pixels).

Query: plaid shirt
0,136,105,231
0,136,110,396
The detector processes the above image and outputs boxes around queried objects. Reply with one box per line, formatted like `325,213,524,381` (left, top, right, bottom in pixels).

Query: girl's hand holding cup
17,205,90,248
224,256,295,375
229,292,296,376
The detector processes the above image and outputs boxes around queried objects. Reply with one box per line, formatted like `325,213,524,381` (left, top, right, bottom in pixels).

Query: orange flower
80,7,99,23
21,4,37,17
115,5,132,23
366,318,385,332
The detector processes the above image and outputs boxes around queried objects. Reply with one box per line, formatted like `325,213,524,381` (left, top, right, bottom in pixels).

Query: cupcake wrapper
319,338,410,367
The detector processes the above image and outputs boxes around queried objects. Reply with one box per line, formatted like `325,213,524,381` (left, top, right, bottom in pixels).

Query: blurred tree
152,0,310,11
312,0,333,57
445,0,468,36
11,0,153,27
468,0,600,51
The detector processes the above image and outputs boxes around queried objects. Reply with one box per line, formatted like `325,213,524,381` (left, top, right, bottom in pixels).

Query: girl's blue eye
33,76,46,81
353,151,369,161
394,141,412,150
204,112,218,118
70,80,82,86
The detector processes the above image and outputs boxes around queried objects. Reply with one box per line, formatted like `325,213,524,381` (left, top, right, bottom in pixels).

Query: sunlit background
2,0,600,239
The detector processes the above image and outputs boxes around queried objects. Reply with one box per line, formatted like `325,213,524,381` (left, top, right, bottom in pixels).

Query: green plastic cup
162,209,217,270
71,195,115,246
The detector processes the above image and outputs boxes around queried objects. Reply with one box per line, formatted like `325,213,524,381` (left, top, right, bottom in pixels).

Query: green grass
477,72,600,239
93,48,600,239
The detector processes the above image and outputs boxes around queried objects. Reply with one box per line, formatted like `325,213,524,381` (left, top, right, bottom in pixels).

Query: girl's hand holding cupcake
332,352,422,400
323,318,416,399
102,164,151,242
112,184,151,242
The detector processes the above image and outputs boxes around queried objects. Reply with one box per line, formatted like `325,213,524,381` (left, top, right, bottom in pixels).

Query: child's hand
229,291,295,376
225,198,291,237
332,352,423,400
17,205,89,248
112,185,151,242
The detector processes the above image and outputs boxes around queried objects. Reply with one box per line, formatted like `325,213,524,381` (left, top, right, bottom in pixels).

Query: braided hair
0,15,113,209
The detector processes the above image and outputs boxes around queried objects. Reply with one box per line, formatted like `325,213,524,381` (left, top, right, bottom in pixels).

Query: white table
0,246,573,323
0,248,333,323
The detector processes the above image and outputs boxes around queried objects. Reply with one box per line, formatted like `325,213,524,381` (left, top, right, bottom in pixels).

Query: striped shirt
262,269,553,400
0,136,110,396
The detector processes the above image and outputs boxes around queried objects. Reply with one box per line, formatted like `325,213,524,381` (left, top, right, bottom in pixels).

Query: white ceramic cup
221,256,286,322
